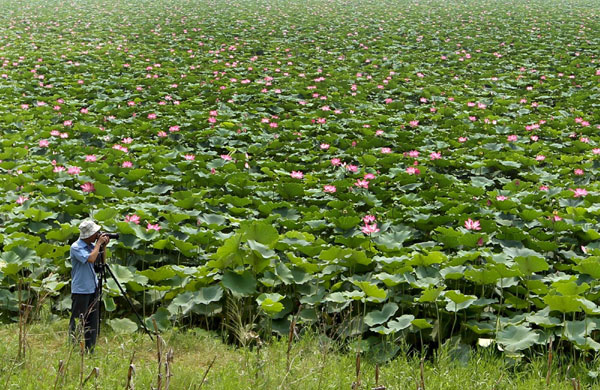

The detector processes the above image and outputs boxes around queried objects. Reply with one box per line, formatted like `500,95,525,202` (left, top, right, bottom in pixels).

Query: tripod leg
104,264,155,341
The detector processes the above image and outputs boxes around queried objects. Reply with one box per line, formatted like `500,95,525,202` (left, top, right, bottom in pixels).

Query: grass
0,319,598,389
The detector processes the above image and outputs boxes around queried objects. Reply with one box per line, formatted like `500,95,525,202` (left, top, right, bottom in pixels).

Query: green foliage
1,0,600,357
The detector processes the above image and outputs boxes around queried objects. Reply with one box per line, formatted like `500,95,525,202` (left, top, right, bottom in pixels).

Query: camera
100,232,120,239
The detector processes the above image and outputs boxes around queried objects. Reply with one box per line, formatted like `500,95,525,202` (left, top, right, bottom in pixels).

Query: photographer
69,219,110,352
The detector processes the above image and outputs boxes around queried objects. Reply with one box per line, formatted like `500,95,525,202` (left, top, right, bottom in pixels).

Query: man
69,219,110,352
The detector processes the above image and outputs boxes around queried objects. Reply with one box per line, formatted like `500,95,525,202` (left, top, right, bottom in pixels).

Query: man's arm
71,236,109,264
87,235,109,263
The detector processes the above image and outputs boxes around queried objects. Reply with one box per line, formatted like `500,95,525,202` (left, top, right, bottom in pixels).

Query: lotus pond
1,0,600,360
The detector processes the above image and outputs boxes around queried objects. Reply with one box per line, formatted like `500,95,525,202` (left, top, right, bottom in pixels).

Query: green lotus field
2,0,600,359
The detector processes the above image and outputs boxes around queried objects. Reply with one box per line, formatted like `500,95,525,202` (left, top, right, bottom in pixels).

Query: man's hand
97,234,110,247
89,233,109,264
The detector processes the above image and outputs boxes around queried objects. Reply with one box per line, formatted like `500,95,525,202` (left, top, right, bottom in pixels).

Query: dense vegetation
1,0,600,362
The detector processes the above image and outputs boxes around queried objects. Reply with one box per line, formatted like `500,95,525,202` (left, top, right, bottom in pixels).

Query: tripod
96,247,154,341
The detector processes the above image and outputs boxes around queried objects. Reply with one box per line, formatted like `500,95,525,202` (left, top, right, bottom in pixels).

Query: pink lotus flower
464,218,481,231
63,120,72,126
39,139,49,147
320,143,330,150
507,135,517,142
430,152,442,160
363,215,376,224
408,150,419,158
81,182,95,193
125,214,140,224
346,164,358,173
67,166,81,175
535,155,545,161
361,223,380,235
574,169,584,176
122,161,133,168
147,113,157,119
290,171,304,179
323,185,337,193
381,147,392,154
184,154,195,161
406,166,420,175
496,195,507,201
458,137,468,143
539,185,549,191
572,188,588,198
16,196,28,205
355,179,369,189
551,214,562,222
146,223,161,231
409,120,419,128
331,158,341,166
53,166,65,173
593,148,600,155
122,137,133,144
85,155,97,162
157,131,168,137
364,173,376,180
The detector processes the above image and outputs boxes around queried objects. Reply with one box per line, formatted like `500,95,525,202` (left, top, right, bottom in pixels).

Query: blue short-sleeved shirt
70,239,98,294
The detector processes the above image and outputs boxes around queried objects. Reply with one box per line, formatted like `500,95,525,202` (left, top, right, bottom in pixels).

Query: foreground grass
0,320,598,389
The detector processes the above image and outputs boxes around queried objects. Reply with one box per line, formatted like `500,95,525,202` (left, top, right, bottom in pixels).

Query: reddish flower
406,166,420,175
464,218,481,231
355,179,369,189
67,166,81,175
361,223,380,235
146,223,161,231
81,182,95,193
124,214,140,224
572,188,588,198
363,215,376,224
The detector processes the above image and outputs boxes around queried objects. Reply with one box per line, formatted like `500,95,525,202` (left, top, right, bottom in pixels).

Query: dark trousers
69,291,100,352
